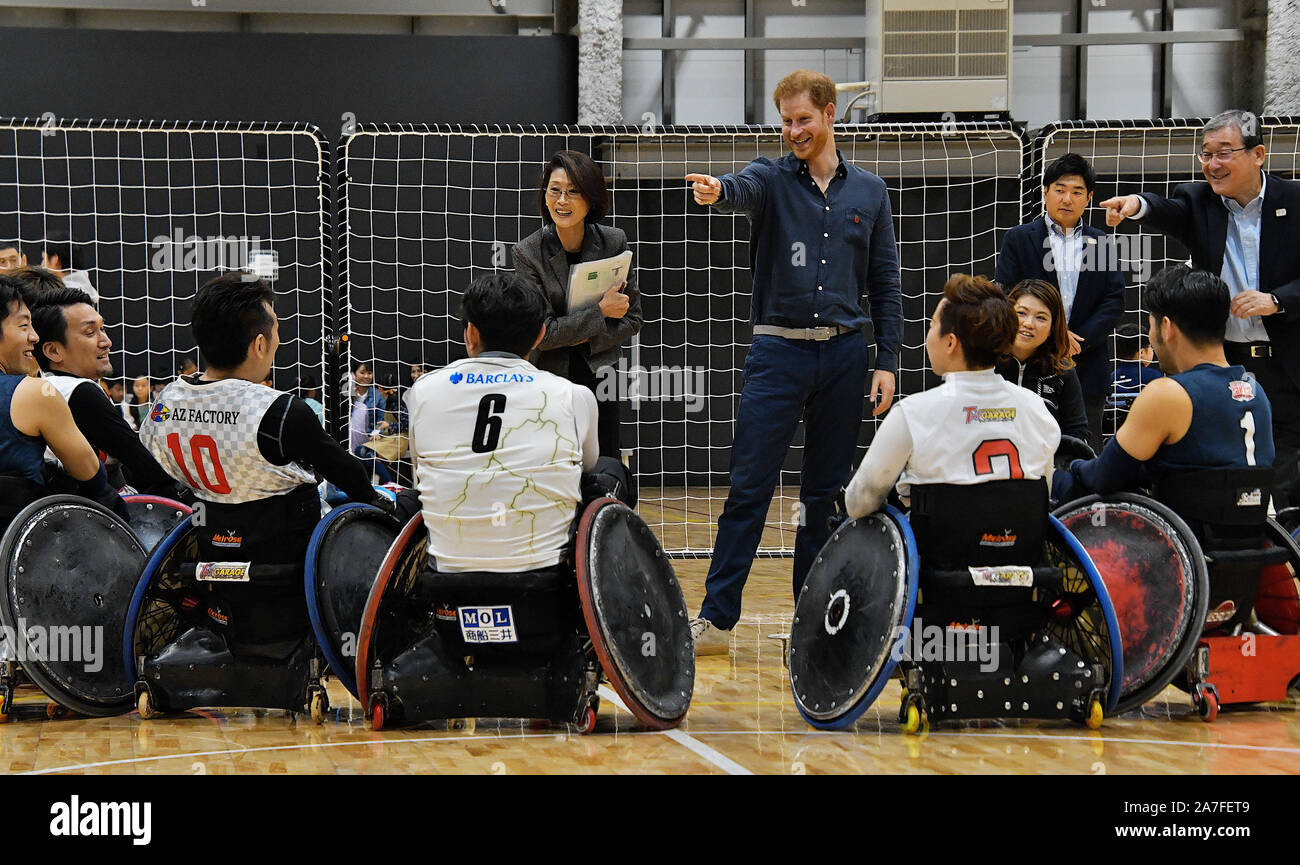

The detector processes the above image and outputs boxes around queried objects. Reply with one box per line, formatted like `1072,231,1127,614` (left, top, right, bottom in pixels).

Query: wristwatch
1272,294,1285,313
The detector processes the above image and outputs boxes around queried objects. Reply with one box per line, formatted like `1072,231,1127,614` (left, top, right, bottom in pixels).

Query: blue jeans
354,444,395,485
699,331,869,630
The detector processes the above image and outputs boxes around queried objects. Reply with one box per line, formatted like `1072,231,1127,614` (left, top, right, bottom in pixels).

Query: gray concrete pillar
577,0,623,124
1265,0,1300,114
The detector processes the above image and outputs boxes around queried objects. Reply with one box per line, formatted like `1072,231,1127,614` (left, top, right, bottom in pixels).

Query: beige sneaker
690,617,730,657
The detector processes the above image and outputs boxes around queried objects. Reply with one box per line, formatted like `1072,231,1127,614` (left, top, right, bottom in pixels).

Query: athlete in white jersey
140,273,393,646
406,272,599,573
846,274,1060,518
26,281,181,497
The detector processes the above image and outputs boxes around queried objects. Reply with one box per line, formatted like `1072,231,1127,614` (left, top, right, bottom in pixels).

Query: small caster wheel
371,700,385,732
1085,698,1103,730
309,689,327,725
137,689,157,720
1195,685,1219,722
576,704,597,735
901,702,922,735
46,702,71,720
0,694,10,724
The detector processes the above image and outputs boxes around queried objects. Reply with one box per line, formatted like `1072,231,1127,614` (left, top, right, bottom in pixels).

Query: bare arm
1114,376,1193,460
11,377,100,480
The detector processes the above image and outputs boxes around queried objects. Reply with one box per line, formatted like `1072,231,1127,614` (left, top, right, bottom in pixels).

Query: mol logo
151,404,170,422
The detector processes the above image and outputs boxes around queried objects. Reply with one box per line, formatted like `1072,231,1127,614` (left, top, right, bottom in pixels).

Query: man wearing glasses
1101,110,1300,508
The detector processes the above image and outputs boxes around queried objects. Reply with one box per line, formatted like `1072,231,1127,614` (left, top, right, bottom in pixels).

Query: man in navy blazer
995,153,1126,447
1102,110,1300,507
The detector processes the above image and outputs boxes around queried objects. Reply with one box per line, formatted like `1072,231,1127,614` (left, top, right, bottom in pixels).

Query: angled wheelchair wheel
575,498,693,730
1256,518,1300,635
122,518,202,686
122,495,192,556
305,503,400,698
1054,493,1207,715
788,505,918,730
355,514,427,716
0,495,143,716
1042,514,1124,714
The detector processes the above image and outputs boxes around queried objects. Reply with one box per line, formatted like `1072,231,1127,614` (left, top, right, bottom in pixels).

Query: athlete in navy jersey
1055,266,1275,502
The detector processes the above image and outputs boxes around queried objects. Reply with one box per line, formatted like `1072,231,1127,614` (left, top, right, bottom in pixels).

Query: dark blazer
994,217,1126,399
1136,174,1300,387
512,222,643,379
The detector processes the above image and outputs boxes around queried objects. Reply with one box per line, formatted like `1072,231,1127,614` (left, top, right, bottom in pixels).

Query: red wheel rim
355,514,424,715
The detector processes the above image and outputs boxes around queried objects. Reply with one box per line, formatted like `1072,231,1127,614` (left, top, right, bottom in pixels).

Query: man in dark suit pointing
1101,110,1300,507
995,153,1126,447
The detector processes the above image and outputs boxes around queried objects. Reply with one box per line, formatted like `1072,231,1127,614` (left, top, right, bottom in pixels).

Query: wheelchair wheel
1257,519,1300,635
355,514,428,718
1054,494,1208,715
788,505,918,730
122,519,203,686
1042,514,1124,713
122,495,192,555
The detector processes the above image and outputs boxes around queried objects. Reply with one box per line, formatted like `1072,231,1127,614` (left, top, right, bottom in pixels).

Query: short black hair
8,266,65,300
41,230,77,271
937,273,1018,368
1114,322,1145,360
29,285,96,371
0,240,19,255
535,150,609,225
296,371,321,397
0,274,30,326
190,272,276,370
460,272,548,357
1042,153,1096,194
1145,265,1227,346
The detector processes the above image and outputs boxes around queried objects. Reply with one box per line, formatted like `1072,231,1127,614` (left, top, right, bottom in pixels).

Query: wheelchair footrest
141,627,317,713
1188,634,1300,706
377,627,594,726
910,634,1104,722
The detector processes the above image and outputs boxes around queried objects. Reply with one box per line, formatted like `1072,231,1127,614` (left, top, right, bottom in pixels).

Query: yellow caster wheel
902,703,922,734
137,690,157,720
309,690,327,725
1085,698,1103,730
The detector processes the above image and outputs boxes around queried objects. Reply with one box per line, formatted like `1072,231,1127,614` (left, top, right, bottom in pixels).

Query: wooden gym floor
1,489,1298,775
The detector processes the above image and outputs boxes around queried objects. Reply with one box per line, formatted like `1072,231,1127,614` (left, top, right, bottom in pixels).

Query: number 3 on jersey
472,394,507,453
166,432,232,495
972,439,1024,479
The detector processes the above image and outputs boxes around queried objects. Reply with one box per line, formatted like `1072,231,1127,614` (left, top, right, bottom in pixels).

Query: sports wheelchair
1056,467,1300,720
339,497,694,733
788,478,1122,731
0,494,190,721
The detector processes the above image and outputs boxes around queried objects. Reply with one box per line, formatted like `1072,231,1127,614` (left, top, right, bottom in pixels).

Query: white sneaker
690,617,730,657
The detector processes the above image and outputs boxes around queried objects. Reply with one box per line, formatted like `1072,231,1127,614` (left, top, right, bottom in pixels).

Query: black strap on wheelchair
1152,466,1273,551
908,478,1049,571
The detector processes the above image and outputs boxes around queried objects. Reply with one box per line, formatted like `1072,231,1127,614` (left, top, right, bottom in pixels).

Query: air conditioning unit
864,0,1012,118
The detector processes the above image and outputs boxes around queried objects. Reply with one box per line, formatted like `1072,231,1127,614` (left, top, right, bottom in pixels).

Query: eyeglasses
1197,146,1251,165
545,187,583,201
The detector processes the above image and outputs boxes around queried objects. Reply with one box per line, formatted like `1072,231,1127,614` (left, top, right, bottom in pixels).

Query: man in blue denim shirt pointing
685,69,903,655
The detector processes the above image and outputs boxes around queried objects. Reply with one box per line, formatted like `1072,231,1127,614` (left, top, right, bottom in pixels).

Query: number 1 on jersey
1241,411,1257,466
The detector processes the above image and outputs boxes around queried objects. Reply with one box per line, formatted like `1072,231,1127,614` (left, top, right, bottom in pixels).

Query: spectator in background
102,378,124,404
994,153,1126,449
348,360,385,464
39,231,98,303
995,279,1091,443
298,372,326,427
1110,321,1163,401
0,242,25,272
126,374,151,430
7,266,64,301
407,360,426,385
176,357,198,379
356,371,409,485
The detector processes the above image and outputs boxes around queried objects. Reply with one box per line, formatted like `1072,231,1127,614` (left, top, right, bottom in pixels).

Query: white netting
0,118,330,404
1033,118,1300,437
340,122,1024,555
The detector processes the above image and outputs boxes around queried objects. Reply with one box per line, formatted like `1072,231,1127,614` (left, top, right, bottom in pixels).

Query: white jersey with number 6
406,353,599,573
140,376,316,503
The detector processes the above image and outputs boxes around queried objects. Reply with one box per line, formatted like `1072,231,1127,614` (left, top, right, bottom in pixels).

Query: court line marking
597,686,753,775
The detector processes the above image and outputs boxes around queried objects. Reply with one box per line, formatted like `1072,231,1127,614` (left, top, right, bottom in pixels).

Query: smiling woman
511,150,643,459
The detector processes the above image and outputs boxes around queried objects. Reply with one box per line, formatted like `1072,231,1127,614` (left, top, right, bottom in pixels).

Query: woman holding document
512,150,642,457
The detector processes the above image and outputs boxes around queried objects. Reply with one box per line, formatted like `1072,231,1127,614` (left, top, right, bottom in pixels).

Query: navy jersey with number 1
1147,363,1274,476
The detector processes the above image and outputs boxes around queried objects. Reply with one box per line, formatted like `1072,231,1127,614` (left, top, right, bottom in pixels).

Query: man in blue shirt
1101,110,1300,507
685,69,903,654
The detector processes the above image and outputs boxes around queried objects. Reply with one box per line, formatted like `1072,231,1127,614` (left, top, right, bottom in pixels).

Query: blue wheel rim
122,517,196,685
304,503,376,698
1048,514,1125,713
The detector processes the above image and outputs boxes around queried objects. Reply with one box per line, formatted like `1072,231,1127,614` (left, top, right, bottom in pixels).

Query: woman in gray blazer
512,150,643,457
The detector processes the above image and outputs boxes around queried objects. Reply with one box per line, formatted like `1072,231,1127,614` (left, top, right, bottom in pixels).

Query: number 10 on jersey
166,432,232,495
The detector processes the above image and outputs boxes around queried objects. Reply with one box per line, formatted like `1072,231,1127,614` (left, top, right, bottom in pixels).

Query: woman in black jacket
512,150,643,458
996,279,1092,443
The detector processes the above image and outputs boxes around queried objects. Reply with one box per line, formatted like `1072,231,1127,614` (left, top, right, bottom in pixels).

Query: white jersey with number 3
406,354,597,573
140,377,316,503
